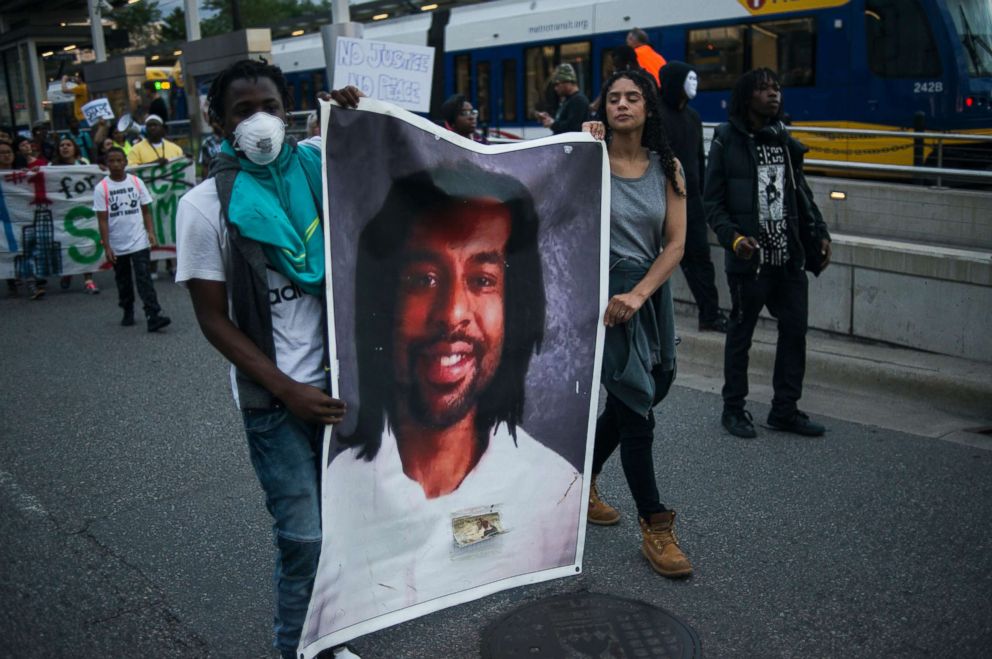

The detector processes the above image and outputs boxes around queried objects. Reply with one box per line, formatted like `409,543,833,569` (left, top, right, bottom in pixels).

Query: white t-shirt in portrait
92,175,153,256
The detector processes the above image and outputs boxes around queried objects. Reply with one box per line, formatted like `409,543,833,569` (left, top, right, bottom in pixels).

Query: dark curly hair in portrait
599,68,686,198
340,163,547,461
206,59,293,124
729,67,784,125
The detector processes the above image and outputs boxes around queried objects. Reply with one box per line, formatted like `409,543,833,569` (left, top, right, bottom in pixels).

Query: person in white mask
658,61,727,333
174,59,362,659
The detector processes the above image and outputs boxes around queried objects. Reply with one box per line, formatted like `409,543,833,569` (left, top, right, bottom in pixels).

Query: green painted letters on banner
64,206,103,264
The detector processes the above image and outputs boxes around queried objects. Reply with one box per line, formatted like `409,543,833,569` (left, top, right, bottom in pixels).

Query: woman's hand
604,291,646,327
582,121,606,141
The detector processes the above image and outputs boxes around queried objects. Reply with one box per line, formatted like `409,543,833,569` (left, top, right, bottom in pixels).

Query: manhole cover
481,591,701,658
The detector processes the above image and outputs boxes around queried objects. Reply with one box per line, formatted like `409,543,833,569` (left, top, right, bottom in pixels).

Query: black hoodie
658,61,706,219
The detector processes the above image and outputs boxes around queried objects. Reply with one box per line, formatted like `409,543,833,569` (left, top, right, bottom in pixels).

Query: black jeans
113,248,161,318
592,366,676,520
723,264,808,418
680,211,721,322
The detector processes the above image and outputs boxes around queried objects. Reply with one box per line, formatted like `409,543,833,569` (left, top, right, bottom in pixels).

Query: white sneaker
332,646,361,659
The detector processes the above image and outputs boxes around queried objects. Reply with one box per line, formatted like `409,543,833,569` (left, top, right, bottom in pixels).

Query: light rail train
273,0,992,168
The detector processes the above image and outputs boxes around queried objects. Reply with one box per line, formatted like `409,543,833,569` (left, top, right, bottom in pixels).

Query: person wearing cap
627,28,667,86
129,113,183,279
536,64,589,135
128,114,182,166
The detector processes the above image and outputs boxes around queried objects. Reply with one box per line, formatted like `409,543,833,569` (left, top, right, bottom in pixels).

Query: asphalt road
1,273,990,658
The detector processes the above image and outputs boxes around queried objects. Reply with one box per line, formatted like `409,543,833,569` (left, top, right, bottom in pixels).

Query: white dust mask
233,111,286,165
684,71,698,100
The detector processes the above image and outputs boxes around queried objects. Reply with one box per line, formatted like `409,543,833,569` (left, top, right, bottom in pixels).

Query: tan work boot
639,511,693,578
588,475,621,526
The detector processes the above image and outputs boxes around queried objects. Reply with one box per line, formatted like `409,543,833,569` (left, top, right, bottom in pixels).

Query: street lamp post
89,0,107,62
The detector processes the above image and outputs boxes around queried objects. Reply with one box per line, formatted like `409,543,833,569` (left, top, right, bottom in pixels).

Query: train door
856,0,947,129
473,52,495,135
521,40,593,138
487,47,521,140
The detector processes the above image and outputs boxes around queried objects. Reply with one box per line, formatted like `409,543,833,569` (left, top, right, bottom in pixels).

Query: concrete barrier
808,176,992,251
672,235,992,363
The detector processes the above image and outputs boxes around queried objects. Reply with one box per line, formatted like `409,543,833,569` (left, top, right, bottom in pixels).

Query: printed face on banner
394,203,510,430
300,101,606,657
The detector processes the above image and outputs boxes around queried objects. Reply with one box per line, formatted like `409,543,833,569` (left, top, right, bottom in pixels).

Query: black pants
592,366,675,520
680,212,721,322
723,264,808,418
113,248,161,318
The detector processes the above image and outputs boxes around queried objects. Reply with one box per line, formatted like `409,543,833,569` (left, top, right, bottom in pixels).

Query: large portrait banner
0,159,194,280
300,99,609,655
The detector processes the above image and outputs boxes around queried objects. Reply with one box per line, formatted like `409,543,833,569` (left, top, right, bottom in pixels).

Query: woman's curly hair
599,68,685,197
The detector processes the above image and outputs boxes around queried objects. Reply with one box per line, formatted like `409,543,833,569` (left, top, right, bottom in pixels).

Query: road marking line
0,469,50,519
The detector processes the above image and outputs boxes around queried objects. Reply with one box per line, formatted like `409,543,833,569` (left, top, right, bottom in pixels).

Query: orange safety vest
635,45,667,86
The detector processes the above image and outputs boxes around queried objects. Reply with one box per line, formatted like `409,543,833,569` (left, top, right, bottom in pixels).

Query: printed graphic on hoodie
755,143,789,266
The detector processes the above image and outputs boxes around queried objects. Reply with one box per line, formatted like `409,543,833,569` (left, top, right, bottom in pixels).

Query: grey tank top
609,152,667,262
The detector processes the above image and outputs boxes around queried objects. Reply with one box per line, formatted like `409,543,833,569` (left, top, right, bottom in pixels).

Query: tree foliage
159,7,187,44
201,0,331,35
106,0,163,51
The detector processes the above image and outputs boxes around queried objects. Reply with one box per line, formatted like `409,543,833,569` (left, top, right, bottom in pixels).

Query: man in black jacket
703,68,831,439
537,64,589,134
658,61,726,332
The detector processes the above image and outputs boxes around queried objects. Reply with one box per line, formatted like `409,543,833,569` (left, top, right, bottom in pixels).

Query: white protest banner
47,82,75,104
81,98,115,124
299,99,608,656
333,37,435,113
0,159,195,279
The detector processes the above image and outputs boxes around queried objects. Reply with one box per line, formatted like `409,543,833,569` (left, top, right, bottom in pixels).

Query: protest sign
299,99,608,656
46,82,74,104
81,98,115,124
332,37,435,113
0,159,195,279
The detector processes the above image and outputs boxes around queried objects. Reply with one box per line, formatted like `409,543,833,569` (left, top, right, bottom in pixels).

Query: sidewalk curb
675,312,992,420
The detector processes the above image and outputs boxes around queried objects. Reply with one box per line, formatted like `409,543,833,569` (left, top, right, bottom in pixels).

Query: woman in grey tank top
582,69,694,579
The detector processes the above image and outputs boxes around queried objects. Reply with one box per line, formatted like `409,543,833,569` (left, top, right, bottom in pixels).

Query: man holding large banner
301,99,607,656
174,60,361,659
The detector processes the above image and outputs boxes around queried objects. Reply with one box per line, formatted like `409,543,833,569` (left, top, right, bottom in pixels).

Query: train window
477,61,491,124
688,21,814,90
299,77,311,111
525,45,558,116
525,42,592,118
502,59,517,122
455,55,471,96
601,49,616,85
312,73,325,109
750,19,816,87
560,42,592,95
865,0,941,78
946,0,992,78
687,26,745,91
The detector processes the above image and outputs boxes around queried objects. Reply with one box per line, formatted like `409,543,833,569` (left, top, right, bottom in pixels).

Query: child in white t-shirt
93,147,171,331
